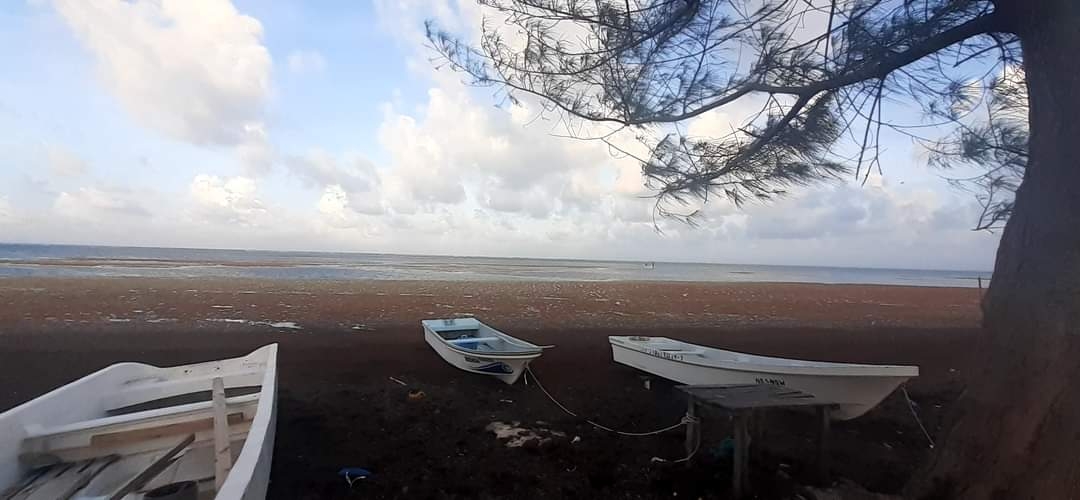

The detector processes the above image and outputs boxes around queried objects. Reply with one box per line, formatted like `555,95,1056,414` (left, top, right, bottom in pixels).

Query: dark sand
0,278,982,499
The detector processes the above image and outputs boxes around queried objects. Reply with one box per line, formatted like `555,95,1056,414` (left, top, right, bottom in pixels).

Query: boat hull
611,341,910,420
219,345,277,500
0,345,278,499
424,329,539,384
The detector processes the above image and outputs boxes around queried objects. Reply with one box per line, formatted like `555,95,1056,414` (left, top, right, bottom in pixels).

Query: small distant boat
423,318,545,384
0,344,277,499
609,336,917,419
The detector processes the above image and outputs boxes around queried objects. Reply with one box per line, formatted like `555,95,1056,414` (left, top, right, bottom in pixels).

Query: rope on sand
650,430,701,464
524,366,696,437
902,386,936,448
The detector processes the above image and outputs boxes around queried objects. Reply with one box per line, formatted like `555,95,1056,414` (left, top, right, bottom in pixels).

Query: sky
0,0,1001,270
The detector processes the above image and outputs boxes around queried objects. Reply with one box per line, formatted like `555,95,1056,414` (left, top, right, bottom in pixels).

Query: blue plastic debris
338,467,371,487
708,437,736,459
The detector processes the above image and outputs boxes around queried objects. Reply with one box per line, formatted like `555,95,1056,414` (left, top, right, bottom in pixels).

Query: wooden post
684,398,697,468
817,406,831,485
733,412,750,499
212,377,233,492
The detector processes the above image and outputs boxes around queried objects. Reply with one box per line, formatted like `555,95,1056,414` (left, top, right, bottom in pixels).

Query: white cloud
287,49,326,74
47,146,88,177
54,0,271,146
188,174,266,225
0,196,13,223
376,87,615,216
236,122,275,175
285,150,377,195
54,186,151,220
316,185,384,229
317,185,352,225
376,107,467,205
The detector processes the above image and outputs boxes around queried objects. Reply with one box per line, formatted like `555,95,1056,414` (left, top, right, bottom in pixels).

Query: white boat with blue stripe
422,318,546,384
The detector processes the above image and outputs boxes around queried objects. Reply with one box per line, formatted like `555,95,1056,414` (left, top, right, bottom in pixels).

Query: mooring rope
650,428,701,464
901,386,935,448
524,366,696,437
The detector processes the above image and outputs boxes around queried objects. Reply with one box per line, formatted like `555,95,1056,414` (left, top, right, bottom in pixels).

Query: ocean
0,243,990,288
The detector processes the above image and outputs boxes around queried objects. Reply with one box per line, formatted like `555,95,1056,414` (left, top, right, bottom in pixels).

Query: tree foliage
427,0,1025,227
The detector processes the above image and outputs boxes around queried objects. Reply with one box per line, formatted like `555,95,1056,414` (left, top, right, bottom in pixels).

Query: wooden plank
22,461,107,500
684,398,697,468
20,464,76,500
733,412,749,499
212,377,233,492
23,393,259,445
0,465,52,500
108,434,194,500
20,417,251,464
817,406,831,484
58,456,119,500
92,413,243,448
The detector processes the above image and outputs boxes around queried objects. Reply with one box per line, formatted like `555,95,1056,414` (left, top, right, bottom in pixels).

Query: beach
0,277,982,498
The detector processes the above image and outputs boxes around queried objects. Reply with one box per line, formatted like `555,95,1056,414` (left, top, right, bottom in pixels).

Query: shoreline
0,273,988,287
0,277,982,333
0,246,991,288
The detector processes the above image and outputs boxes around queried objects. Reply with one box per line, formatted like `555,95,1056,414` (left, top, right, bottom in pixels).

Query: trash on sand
709,437,735,458
389,376,407,386
499,399,514,404
486,421,566,448
407,389,426,401
571,436,581,444
338,467,371,487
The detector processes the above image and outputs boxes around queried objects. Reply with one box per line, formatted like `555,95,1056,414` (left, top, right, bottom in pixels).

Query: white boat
0,344,278,499
609,336,917,420
422,318,545,384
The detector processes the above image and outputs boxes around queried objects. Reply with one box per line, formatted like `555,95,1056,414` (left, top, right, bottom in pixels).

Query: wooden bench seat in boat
20,394,258,465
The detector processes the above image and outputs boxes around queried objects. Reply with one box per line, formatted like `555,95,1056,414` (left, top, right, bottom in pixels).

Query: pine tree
429,1,1080,497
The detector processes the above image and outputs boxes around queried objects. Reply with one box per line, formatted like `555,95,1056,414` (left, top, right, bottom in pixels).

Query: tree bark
918,0,1080,497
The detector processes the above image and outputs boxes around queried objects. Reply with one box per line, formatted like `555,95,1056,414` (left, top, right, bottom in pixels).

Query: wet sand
0,278,982,498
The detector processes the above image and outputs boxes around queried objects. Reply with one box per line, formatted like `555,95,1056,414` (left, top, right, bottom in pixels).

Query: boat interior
3,358,269,500
424,319,541,354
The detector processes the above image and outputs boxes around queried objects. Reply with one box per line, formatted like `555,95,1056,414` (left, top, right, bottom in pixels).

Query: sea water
0,243,990,288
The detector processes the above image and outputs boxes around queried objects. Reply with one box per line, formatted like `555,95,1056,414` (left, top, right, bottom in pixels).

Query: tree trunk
917,1,1080,498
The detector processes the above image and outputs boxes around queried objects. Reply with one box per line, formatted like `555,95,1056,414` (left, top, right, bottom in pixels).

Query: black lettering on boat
644,348,683,361
754,377,786,386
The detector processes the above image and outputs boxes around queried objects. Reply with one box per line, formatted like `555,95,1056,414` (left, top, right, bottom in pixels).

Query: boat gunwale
609,336,918,378
215,343,277,499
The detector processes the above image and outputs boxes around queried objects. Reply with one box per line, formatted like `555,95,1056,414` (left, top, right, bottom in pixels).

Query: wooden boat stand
676,384,835,499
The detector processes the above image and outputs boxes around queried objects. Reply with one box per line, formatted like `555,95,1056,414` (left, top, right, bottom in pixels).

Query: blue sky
0,0,1001,270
